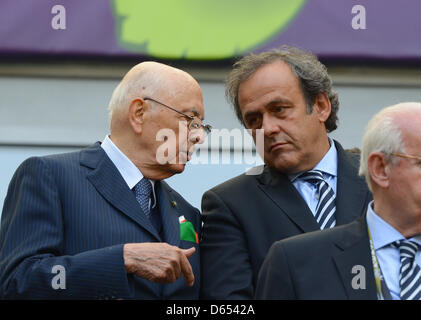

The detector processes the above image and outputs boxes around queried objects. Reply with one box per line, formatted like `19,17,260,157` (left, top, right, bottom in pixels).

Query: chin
266,155,300,174
155,164,186,180
168,163,186,174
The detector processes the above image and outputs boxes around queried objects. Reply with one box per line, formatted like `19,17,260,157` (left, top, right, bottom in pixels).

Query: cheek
406,172,421,196
298,117,322,143
388,169,412,196
278,115,305,143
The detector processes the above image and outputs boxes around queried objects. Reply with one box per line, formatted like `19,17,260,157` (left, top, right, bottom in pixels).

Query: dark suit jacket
200,140,372,299
255,215,378,299
0,143,201,299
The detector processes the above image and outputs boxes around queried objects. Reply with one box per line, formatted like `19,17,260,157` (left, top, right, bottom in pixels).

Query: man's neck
373,200,421,238
295,136,332,174
109,134,174,181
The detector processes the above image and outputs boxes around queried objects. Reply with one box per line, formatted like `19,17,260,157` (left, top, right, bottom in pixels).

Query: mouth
179,151,192,163
269,142,288,153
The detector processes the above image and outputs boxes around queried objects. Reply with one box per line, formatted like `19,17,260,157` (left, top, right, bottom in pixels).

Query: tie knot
391,240,420,259
298,170,325,184
134,178,152,197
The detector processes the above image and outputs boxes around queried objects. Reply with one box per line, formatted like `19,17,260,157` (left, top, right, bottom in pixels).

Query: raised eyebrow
186,109,204,120
244,98,292,118
266,97,293,107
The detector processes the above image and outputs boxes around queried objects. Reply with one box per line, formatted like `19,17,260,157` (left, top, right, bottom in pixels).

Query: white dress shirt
101,135,156,209
289,138,338,216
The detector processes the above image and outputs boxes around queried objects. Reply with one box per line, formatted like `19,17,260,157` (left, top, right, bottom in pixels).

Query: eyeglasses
391,152,421,162
144,97,212,135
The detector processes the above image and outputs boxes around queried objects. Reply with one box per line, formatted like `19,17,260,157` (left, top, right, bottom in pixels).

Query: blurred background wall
2,0,421,213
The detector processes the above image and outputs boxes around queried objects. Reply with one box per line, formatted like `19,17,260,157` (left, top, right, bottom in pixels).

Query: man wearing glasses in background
0,61,211,299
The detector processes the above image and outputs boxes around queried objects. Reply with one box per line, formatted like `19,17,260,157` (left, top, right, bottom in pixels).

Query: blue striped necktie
391,240,421,300
134,178,152,218
298,170,336,230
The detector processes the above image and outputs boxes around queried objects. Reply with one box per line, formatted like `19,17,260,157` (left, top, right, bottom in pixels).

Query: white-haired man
256,102,421,300
0,62,211,299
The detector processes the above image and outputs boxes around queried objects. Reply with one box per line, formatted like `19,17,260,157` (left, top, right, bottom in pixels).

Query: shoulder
43,149,83,166
274,226,335,252
272,218,364,255
14,150,79,176
13,144,102,183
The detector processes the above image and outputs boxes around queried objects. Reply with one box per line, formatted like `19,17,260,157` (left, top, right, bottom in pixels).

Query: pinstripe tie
134,178,152,218
391,240,421,300
299,170,336,230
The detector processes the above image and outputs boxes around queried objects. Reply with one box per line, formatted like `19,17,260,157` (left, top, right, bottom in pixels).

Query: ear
128,98,146,135
368,152,390,189
313,92,331,123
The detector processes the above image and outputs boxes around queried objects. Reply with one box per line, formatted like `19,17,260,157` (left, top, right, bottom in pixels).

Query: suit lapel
80,143,161,241
256,141,370,232
334,141,370,225
332,217,378,299
156,181,180,247
257,166,320,233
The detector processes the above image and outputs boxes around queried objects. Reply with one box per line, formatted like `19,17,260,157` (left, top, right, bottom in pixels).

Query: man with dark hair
256,102,421,300
200,46,371,299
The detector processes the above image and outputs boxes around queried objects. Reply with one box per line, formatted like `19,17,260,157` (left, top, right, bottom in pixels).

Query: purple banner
0,0,420,61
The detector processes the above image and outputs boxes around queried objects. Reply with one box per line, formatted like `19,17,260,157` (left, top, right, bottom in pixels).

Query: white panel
331,85,421,149
3,76,421,150
0,77,115,145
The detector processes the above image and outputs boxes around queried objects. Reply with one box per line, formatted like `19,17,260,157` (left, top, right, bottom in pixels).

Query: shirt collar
100,135,143,189
290,137,338,182
101,135,157,208
366,201,421,249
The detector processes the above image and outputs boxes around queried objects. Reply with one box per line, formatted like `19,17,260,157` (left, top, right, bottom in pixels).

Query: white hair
359,102,421,191
107,68,164,121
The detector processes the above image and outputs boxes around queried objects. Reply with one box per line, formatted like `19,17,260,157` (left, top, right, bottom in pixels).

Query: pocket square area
179,216,199,243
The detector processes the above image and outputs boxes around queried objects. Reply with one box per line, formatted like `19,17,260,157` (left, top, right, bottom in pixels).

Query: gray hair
108,68,163,120
225,45,339,132
358,103,421,191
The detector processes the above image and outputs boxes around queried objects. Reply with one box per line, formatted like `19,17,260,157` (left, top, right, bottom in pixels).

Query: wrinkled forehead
384,110,420,152
398,113,421,141
159,77,205,118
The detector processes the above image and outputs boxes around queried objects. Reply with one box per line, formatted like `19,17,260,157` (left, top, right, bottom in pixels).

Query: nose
189,128,205,144
261,113,280,137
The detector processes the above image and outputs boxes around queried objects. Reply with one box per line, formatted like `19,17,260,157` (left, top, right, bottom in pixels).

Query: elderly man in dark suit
0,61,211,299
256,102,421,300
200,46,372,299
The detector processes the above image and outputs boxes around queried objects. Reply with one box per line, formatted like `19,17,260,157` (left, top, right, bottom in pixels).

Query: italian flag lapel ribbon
179,215,199,244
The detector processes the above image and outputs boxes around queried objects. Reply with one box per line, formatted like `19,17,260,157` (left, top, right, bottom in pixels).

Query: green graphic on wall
112,0,306,60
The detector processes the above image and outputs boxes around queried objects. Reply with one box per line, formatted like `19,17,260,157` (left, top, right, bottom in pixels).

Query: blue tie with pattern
391,240,421,300
298,170,336,230
134,178,152,218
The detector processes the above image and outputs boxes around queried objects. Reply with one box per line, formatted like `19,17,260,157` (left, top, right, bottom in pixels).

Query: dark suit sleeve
255,241,295,299
200,190,254,299
0,157,131,299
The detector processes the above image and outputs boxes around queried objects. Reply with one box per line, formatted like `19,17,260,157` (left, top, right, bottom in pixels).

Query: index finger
180,252,195,286
182,246,196,258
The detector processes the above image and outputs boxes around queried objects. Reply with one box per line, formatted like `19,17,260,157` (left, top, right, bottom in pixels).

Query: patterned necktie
298,170,336,230
133,178,152,218
391,240,421,300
